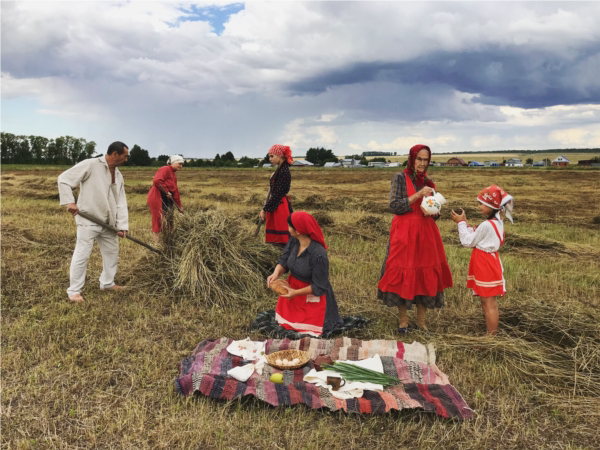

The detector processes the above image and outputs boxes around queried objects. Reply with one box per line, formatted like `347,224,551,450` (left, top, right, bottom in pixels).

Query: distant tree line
1,132,97,165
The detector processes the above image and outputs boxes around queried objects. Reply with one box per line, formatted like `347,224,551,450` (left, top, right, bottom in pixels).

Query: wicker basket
266,350,309,370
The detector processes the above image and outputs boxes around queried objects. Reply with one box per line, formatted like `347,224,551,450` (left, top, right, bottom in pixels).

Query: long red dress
264,164,292,245
147,165,181,232
378,174,453,301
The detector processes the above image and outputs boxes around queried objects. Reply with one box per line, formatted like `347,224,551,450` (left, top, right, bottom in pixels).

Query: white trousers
67,225,119,297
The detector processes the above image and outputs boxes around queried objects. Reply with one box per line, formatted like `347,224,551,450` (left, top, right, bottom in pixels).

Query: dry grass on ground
2,166,600,449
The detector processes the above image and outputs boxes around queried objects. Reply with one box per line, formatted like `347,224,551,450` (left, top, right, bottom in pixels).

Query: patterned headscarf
289,211,327,249
404,144,435,188
268,145,294,165
477,185,514,223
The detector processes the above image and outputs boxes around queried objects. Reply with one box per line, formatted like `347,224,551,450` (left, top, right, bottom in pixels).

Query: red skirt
275,275,326,337
266,196,291,244
467,248,505,297
147,186,168,232
378,215,453,299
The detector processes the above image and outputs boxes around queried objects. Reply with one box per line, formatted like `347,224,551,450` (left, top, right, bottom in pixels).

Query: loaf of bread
270,279,291,296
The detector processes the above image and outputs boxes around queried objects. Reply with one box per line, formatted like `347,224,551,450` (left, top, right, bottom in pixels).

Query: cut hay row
135,209,280,306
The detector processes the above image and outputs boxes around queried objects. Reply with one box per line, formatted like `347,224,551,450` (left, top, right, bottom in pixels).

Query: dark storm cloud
288,43,600,109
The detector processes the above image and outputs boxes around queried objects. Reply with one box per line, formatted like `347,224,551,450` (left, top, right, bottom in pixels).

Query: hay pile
138,210,280,305
442,301,600,399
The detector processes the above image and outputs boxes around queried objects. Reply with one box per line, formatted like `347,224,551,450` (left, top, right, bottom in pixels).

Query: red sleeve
153,166,170,187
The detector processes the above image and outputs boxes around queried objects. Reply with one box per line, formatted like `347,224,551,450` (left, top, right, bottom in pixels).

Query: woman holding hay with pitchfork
259,145,293,247
147,154,184,244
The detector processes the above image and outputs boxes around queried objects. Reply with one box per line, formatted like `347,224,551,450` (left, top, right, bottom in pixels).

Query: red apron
467,220,506,297
265,196,292,245
377,176,453,299
275,275,326,337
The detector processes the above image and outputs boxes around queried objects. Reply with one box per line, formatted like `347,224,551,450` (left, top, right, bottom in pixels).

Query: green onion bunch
321,362,402,386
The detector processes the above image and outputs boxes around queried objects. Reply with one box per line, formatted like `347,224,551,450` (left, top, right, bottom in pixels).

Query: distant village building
324,162,341,168
577,160,600,167
340,158,363,167
262,163,272,168
468,161,484,166
446,157,467,166
291,160,314,167
368,161,386,167
484,160,500,167
387,162,401,167
505,158,523,167
552,156,570,166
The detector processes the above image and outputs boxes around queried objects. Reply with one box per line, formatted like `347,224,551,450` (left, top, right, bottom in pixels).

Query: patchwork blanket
175,337,473,420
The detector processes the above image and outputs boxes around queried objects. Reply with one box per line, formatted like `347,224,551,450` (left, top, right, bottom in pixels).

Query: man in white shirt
57,141,130,302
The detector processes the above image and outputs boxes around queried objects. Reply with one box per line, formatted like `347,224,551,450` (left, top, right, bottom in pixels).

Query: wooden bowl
266,350,309,370
270,279,291,296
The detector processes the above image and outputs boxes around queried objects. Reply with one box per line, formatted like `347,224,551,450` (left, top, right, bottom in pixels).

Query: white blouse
457,219,504,253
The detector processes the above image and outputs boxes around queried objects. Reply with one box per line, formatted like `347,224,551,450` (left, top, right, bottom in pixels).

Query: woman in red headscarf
377,145,453,332
259,145,294,246
266,211,342,337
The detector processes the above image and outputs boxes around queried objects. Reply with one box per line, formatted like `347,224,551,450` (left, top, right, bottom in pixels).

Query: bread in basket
266,349,309,370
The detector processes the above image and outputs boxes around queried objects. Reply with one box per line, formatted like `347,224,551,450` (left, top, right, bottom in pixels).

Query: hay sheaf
137,210,279,305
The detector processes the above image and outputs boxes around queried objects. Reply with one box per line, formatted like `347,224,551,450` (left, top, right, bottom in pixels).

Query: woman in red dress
147,155,184,243
266,212,342,337
259,145,293,247
377,145,453,332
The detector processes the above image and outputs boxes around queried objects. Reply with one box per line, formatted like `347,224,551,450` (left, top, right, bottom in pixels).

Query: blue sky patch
179,3,244,35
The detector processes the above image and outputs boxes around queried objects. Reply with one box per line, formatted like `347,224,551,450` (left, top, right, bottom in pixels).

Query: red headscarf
289,211,327,249
404,144,435,188
268,144,294,165
477,185,514,223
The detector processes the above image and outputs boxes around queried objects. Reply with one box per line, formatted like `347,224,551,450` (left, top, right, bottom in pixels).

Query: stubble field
2,166,600,449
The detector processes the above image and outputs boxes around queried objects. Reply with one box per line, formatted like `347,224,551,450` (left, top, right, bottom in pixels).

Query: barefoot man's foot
69,294,84,303
100,284,127,292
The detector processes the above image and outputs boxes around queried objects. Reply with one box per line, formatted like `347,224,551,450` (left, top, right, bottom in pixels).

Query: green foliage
1,132,94,164
128,144,152,166
306,147,337,166
526,158,534,165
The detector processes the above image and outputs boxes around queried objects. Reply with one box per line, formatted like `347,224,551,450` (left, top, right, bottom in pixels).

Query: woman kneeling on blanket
267,212,343,337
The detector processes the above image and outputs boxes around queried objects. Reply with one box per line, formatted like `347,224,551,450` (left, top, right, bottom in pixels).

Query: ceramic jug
420,190,447,215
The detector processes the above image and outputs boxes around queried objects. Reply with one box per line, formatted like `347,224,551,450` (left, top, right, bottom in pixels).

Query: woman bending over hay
266,212,343,337
147,155,184,244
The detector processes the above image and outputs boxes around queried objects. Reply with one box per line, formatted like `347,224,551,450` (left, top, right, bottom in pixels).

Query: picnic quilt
175,337,473,420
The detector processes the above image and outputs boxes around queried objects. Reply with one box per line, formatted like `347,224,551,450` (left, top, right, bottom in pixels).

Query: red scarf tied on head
268,144,294,165
404,144,435,189
289,211,327,249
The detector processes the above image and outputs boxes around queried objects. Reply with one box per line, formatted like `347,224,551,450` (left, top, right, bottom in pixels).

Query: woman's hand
279,288,297,299
166,192,173,199
451,209,467,224
266,273,277,287
419,187,434,198
259,210,266,221
423,211,440,219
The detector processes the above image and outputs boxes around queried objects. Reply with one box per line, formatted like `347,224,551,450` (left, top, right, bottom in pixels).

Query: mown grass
2,167,599,449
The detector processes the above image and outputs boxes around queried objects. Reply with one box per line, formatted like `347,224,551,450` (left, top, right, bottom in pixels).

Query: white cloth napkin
303,354,385,399
226,338,267,382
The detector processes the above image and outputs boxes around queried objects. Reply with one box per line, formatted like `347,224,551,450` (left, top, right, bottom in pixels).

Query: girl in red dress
266,212,342,337
259,145,293,247
451,185,514,335
377,145,453,332
147,155,184,243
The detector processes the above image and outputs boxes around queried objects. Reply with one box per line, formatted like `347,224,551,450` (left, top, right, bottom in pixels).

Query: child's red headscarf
404,144,435,188
268,144,294,165
289,211,327,249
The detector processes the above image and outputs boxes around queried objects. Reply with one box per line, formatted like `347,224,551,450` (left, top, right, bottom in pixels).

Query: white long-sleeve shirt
57,156,129,230
457,219,503,253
